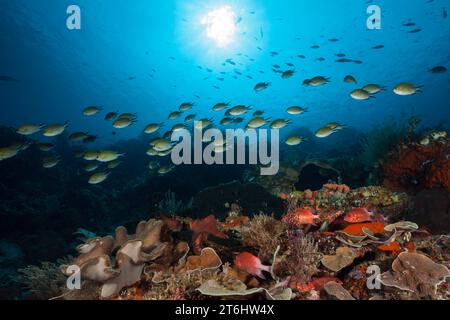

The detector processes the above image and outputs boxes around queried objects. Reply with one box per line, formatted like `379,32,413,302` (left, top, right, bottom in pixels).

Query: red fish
344,207,372,223
293,208,320,225
235,252,271,279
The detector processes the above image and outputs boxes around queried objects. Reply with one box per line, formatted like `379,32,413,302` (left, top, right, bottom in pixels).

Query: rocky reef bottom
17,184,450,301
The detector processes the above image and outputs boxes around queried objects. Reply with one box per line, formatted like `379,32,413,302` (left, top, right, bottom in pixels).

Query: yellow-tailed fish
97,150,124,163
43,122,68,137
83,106,103,116
88,172,110,185
16,124,44,136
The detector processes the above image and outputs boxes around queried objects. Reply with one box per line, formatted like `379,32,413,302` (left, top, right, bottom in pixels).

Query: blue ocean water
0,0,448,145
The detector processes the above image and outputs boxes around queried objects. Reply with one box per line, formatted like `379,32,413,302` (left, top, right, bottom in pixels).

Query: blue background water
0,0,449,145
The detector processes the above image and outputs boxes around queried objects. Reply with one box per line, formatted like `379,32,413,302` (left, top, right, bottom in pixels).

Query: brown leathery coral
61,219,169,299
378,252,450,298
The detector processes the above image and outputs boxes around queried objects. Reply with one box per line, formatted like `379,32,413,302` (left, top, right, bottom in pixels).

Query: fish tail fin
256,270,267,279
259,264,271,273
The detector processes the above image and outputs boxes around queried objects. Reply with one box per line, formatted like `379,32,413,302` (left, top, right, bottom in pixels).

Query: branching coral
277,235,322,289
17,257,72,300
239,214,286,260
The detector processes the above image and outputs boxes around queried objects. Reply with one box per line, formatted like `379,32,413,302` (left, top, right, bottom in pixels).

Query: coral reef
23,183,443,301
382,132,450,192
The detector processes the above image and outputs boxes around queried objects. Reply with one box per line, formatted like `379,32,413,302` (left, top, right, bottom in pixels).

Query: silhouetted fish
0,75,19,82
336,58,352,63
